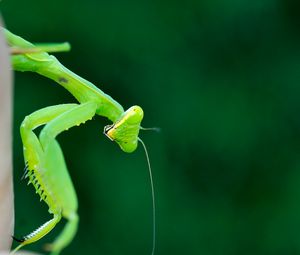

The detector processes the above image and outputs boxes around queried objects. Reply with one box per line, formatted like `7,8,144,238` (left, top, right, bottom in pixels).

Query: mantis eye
103,106,144,153
103,124,114,141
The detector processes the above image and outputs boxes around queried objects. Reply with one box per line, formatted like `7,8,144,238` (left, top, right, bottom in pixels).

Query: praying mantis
4,28,156,255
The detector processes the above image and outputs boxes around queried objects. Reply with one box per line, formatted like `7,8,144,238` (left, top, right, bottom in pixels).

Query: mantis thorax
104,105,143,153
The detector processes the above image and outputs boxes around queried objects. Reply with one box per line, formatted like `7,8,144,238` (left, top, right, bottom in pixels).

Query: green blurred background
2,0,300,254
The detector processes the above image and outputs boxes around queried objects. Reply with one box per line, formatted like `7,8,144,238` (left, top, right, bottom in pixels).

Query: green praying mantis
4,28,156,255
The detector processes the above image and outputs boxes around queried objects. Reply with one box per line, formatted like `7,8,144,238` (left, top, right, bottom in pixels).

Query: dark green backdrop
2,0,300,254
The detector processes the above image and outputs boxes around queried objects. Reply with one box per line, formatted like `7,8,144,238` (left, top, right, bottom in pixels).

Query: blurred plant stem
0,19,14,252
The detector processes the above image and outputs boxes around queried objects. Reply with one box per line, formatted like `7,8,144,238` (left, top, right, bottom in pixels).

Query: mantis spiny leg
15,102,97,254
12,104,79,254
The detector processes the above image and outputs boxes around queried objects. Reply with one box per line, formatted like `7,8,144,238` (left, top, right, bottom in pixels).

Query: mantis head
104,105,144,153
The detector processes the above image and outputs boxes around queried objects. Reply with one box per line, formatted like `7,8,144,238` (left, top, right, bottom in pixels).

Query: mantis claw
11,235,25,243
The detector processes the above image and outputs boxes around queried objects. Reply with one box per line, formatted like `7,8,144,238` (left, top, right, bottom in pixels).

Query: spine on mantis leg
3,28,124,122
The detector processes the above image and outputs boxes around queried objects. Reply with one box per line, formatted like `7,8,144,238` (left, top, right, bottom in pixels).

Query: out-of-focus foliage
2,0,300,254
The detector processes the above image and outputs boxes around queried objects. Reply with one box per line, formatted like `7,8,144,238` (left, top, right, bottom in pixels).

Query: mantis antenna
140,126,161,132
138,137,156,255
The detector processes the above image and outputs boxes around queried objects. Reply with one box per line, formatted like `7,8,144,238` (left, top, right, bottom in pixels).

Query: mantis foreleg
12,104,78,254
14,102,97,254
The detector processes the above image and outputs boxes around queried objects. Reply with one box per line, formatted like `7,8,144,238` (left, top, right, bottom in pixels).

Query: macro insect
4,28,156,255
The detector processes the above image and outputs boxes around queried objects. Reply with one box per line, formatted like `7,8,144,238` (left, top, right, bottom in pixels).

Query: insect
4,28,156,255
